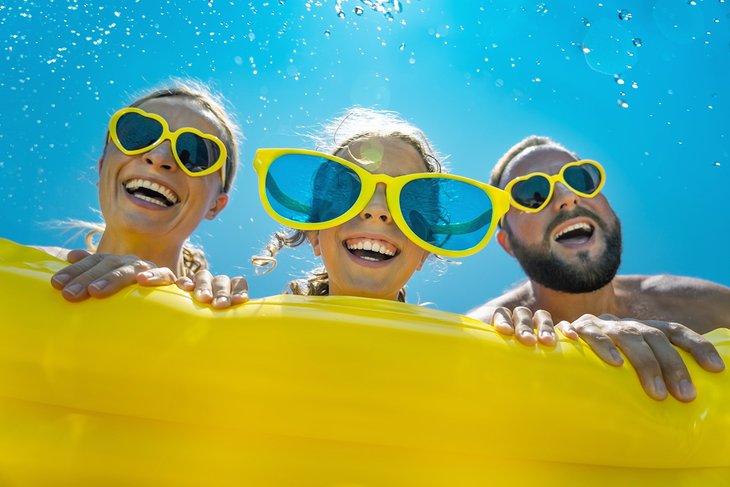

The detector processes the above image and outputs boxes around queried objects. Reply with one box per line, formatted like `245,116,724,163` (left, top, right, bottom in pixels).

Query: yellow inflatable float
0,238,728,486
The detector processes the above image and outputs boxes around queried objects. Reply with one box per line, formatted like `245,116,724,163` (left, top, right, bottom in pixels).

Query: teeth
346,238,396,256
556,222,592,239
124,178,179,205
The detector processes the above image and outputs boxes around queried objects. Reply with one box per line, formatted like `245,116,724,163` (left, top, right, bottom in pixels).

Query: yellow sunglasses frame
504,159,606,213
108,107,227,185
253,148,510,258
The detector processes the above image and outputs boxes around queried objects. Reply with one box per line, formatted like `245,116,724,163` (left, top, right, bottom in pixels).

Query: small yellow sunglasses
504,160,606,213
253,148,510,258
108,107,227,185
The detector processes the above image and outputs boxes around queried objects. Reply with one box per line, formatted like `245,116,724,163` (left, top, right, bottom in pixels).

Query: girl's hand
173,269,249,309
490,306,557,346
51,250,154,302
556,314,724,402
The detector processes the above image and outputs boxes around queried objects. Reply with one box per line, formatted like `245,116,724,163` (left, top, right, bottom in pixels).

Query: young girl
39,79,247,304
250,107,508,302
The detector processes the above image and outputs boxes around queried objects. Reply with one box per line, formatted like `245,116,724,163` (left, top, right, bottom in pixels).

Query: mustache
545,206,606,238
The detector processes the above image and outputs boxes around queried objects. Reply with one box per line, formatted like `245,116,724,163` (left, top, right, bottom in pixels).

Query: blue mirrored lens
265,154,362,224
400,178,494,252
116,112,163,151
564,163,601,194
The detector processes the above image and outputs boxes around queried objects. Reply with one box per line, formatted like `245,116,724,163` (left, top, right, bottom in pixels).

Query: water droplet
408,57,416,64
354,6,364,15
617,99,629,108
324,30,330,38
618,9,632,21
688,0,697,5
614,75,625,85
712,161,721,167
581,17,591,27
279,0,285,4
631,81,638,89
532,77,542,83
582,46,591,54
399,42,405,51
632,37,642,47
536,3,548,14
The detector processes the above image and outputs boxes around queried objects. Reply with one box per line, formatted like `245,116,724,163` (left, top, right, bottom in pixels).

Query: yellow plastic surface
0,237,728,486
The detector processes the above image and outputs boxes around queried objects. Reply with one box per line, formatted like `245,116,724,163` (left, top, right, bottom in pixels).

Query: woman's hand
557,314,725,402
50,250,154,302
138,268,249,309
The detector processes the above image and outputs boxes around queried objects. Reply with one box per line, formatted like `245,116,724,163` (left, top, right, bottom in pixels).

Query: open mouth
124,178,179,208
344,238,398,262
554,222,594,245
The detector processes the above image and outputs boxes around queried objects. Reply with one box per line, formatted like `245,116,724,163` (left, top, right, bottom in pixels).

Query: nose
551,182,580,211
143,140,177,172
360,184,392,223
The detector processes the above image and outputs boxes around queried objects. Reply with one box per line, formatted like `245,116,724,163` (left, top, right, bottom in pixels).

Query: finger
490,307,515,336
512,306,537,346
66,248,92,264
555,320,579,340
646,321,725,373
175,276,195,291
642,329,696,402
86,259,154,298
211,274,232,309
137,267,177,286
192,270,214,304
572,320,624,366
230,277,249,305
534,309,556,346
86,265,142,298
51,254,106,290
609,328,668,401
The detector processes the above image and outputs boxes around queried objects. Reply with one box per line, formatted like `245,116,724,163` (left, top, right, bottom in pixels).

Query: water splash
582,20,639,75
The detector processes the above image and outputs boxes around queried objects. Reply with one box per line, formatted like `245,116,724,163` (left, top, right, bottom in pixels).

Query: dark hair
490,135,578,188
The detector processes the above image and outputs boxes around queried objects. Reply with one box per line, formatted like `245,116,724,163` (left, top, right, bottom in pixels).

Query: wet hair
252,107,444,302
490,135,578,189
62,79,242,277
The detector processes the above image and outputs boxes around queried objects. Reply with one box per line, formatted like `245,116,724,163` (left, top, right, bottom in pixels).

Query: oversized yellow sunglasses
253,148,510,258
109,107,227,185
504,160,606,213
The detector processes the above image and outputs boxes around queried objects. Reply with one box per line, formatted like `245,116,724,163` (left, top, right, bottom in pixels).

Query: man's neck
528,279,621,322
96,231,185,277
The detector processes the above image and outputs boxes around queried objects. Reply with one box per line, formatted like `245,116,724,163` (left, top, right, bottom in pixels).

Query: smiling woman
36,80,242,301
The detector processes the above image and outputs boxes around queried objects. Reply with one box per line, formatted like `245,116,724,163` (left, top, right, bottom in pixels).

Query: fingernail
539,330,553,338
90,279,108,290
213,296,230,306
140,271,153,278
52,273,71,285
521,330,533,337
64,283,82,295
709,352,725,369
654,376,667,397
679,379,695,399
610,348,623,363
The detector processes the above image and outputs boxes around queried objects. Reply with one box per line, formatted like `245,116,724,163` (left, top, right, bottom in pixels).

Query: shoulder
31,245,71,261
467,281,533,322
616,274,730,297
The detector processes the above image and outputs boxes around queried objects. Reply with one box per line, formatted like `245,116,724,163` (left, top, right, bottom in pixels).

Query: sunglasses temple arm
265,177,313,215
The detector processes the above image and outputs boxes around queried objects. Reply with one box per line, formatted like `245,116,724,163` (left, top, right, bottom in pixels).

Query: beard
505,207,622,294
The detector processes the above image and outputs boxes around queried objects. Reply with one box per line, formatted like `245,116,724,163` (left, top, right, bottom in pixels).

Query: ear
205,193,229,220
497,228,515,257
306,231,321,257
415,250,429,271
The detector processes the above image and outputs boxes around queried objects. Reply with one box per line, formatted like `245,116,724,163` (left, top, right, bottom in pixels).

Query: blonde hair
252,107,444,302
59,78,242,277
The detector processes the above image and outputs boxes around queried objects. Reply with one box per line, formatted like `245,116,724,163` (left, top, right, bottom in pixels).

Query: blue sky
1,0,728,313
